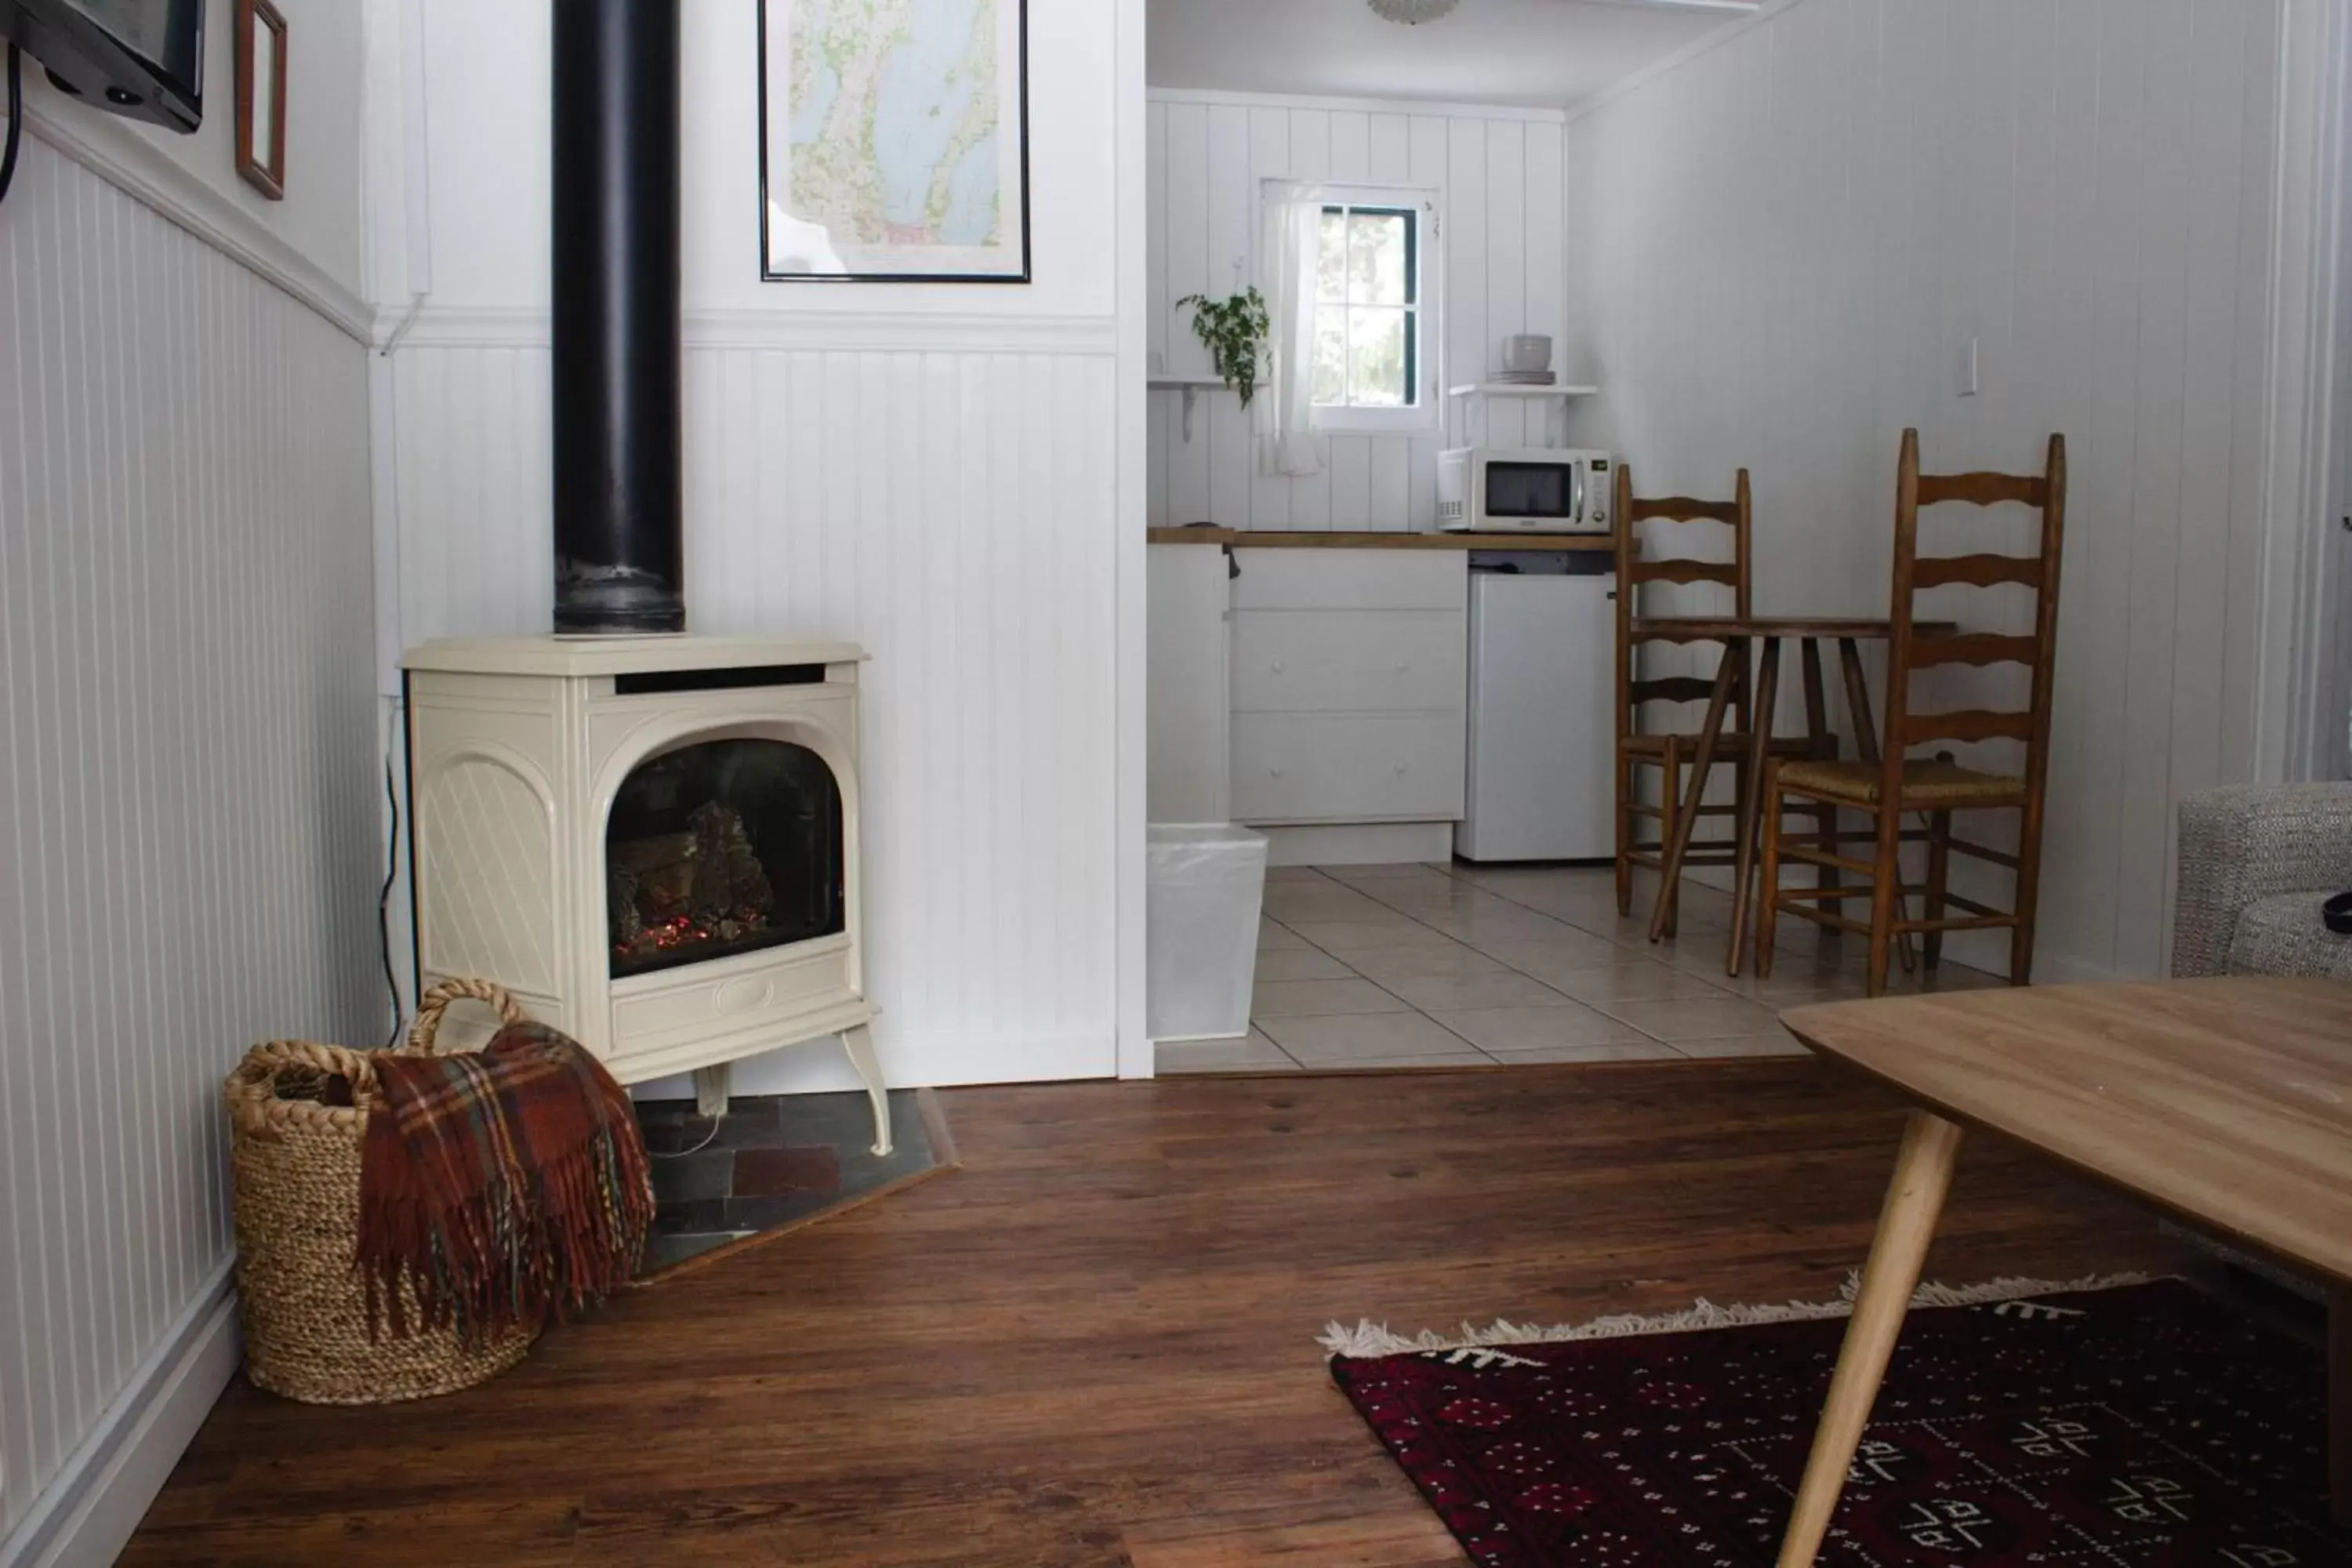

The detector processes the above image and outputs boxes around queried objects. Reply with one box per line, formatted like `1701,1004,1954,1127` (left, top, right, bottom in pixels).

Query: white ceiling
1147,0,1751,111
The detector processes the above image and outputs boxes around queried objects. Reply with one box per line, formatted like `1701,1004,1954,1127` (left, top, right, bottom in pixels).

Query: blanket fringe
1319,1270,2158,1360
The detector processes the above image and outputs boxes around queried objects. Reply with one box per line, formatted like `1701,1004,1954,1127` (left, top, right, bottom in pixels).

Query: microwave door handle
1570,461,1584,527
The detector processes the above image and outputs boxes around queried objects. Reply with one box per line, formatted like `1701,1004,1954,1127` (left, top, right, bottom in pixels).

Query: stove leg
692,1063,730,1121
842,1022,893,1157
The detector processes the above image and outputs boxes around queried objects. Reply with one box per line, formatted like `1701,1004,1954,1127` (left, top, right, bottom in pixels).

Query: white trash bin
1146,823,1269,1042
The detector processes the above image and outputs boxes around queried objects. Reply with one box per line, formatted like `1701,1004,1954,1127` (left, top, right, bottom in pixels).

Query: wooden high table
1638,616,1955,971
1775,977,2352,1565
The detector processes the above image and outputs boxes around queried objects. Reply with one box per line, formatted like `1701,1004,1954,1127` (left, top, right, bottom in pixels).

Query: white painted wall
0,139,379,1561
1563,0,2289,982
1148,0,1733,112
16,0,372,299
1147,89,1567,533
381,0,1134,1093
401,0,1113,319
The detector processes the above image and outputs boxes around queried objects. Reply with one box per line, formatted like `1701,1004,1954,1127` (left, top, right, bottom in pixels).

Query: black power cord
379,740,403,1046
1,45,22,209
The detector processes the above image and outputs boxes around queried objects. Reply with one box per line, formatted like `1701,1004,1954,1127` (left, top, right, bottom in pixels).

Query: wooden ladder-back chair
1613,466,1820,931
1756,429,2067,996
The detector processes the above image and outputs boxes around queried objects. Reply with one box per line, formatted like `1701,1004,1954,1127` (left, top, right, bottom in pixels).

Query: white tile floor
1156,861,2006,1075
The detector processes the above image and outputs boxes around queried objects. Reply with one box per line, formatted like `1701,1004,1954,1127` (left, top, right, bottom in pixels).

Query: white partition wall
376,0,1137,1093
1562,0,2299,983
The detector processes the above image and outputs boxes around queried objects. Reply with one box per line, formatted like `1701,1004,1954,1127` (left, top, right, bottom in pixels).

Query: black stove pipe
550,0,684,635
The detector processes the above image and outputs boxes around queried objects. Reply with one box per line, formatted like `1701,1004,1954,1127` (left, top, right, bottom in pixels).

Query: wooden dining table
1637,615,1956,974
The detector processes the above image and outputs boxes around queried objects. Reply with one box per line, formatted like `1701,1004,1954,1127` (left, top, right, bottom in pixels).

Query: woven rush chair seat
1623,731,1815,759
1777,757,2026,808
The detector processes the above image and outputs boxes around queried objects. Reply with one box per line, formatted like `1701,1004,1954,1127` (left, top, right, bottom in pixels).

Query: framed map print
758,0,1032,283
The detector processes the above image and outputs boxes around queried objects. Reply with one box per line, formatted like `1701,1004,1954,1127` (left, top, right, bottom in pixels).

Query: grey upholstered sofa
2172,782,2352,980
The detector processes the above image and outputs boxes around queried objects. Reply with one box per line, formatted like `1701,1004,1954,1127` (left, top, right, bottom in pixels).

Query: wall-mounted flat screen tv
0,0,204,133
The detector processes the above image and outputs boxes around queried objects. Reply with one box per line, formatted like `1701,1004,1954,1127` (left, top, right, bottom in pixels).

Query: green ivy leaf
1177,288,1271,410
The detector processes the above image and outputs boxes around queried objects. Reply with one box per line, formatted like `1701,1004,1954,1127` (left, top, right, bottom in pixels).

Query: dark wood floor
126,1061,2187,1566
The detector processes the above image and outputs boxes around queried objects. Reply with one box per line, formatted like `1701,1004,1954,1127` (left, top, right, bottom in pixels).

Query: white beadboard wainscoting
387,330,1123,1091
1147,90,1570,533
0,142,380,1561
1563,0,2292,983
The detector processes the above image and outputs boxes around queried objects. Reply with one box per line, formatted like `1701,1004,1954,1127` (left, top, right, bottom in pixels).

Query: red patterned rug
1327,1278,2347,1566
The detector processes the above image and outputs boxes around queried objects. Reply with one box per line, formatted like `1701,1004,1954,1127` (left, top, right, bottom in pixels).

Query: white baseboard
1261,822,1455,867
0,1263,241,1568
2024,949,2129,987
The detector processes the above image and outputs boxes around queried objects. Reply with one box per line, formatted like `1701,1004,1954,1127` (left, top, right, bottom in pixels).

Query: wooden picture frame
235,0,288,201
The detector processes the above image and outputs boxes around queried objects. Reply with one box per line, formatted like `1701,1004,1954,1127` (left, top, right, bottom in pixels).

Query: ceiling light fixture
1368,0,1461,24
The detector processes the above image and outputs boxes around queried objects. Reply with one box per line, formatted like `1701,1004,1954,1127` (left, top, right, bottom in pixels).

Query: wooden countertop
1147,527,1615,552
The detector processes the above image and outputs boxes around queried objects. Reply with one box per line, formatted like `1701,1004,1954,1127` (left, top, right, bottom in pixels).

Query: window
1312,202,1431,429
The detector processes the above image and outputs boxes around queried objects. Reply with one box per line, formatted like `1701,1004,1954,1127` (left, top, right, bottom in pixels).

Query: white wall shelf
1446,383,1600,399
1149,376,1238,441
1445,384,1597,451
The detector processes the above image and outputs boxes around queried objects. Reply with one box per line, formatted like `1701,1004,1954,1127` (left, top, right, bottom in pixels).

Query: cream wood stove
401,633,890,1153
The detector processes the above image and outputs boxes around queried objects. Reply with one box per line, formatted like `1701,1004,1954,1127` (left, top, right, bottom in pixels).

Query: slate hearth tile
635,1117,701,1156
776,1089,906,1151
649,1149,735,1206
722,1192,841,1232
709,1102,788,1149
642,1231,752,1270
652,1198,729,1235
732,1145,842,1198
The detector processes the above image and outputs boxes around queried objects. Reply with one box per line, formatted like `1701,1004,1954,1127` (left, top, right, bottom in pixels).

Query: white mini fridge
1455,568,1617,862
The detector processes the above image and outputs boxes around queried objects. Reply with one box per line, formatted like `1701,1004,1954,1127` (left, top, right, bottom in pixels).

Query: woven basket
223,978,541,1404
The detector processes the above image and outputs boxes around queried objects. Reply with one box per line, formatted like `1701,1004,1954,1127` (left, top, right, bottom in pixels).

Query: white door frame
1115,0,1155,1078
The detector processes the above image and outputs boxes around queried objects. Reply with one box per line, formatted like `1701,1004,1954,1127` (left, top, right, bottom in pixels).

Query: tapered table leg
1649,641,1743,945
1777,1110,1964,1567
1726,637,1782,974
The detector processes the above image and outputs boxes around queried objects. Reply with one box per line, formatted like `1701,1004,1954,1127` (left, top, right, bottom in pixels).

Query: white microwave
1436,448,1613,533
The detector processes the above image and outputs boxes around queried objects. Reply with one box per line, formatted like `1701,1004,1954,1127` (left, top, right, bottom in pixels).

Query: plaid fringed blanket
358,1022,654,1341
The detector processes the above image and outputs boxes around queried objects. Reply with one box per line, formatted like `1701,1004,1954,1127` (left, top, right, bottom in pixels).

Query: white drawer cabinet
1227,549,1468,828
1231,548,1466,612
1232,713,1467,822
1231,611,1466,714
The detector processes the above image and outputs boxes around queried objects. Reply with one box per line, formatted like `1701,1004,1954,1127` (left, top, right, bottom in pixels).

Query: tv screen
0,0,204,133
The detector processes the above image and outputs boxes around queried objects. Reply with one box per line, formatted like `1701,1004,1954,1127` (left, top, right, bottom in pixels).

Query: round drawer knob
1395,662,1410,673
1271,660,1285,673
1394,763,1409,775
1270,767,1284,778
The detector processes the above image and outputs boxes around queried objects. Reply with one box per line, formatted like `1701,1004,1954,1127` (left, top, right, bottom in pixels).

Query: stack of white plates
1491,369,1558,386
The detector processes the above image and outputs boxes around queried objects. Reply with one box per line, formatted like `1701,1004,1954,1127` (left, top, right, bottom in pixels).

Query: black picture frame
756,0,1033,285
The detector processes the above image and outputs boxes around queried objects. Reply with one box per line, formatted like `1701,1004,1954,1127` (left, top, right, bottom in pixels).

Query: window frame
1300,188,1441,436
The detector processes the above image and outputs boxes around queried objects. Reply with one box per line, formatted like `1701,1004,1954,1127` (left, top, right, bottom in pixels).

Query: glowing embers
605,739,844,979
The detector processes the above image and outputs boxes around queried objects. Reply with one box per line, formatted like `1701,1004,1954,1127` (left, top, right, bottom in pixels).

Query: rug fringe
1319,1270,2158,1360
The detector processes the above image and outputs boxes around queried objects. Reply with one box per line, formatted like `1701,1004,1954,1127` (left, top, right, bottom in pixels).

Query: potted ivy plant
1176,288,1271,408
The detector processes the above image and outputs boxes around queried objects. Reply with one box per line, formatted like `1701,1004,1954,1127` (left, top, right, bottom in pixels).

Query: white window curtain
1258,180,1329,477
